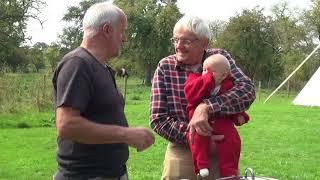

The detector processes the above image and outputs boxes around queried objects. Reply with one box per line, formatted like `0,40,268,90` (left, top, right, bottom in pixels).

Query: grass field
0,77,320,180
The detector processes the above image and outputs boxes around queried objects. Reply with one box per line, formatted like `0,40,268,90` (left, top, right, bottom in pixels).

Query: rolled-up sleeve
150,61,188,144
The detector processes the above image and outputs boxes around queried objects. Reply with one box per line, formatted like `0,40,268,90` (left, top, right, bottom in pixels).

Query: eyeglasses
170,37,199,46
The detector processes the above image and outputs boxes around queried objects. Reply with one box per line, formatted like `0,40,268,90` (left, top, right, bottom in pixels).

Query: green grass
1,77,320,179
0,112,53,128
0,128,56,179
239,100,320,179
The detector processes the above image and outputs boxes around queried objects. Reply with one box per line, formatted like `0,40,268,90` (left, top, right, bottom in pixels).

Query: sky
25,0,312,45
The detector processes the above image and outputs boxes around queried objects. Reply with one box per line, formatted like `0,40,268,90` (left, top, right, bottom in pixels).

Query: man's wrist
118,126,130,144
202,100,210,109
198,102,209,113
201,97,223,117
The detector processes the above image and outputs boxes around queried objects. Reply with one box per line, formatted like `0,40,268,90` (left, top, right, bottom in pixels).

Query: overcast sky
25,0,312,45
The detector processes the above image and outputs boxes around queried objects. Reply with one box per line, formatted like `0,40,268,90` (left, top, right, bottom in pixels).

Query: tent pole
264,44,320,103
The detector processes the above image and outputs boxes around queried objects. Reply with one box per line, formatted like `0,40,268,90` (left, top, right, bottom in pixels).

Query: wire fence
0,73,309,113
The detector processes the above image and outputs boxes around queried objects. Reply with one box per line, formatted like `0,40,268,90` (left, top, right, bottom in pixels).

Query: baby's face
202,66,224,78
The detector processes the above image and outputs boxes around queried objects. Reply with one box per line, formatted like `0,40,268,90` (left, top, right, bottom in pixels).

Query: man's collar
175,60,202,73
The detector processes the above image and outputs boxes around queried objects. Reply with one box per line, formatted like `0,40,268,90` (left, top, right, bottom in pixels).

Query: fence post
43,74,46,100
287,80,290,97
258,81,261,101
124,76,127,103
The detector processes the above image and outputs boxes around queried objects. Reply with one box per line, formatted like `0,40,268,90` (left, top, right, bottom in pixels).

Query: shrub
16,122,31,128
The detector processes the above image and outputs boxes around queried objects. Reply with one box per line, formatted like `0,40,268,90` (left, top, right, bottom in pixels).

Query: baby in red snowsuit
184,54,250,178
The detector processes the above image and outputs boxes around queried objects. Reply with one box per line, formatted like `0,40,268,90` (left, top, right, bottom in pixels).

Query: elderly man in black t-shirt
52,2,155,180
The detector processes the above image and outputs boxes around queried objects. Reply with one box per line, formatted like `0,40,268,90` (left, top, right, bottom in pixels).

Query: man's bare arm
56,106,155,151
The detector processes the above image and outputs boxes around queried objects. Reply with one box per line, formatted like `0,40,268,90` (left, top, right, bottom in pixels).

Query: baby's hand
237,115,246,125
202,68,210,75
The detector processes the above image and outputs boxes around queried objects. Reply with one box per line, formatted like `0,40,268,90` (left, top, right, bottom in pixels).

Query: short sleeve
54,57,92,113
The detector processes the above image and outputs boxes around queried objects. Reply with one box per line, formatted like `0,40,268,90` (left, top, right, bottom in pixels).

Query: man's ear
203,38,209,49
102,23,112,37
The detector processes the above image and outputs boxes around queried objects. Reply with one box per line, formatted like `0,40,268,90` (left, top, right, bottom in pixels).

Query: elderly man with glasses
150,15,256,180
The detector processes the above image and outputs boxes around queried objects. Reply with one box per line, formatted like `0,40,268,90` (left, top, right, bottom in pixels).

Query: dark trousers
53,172,128,180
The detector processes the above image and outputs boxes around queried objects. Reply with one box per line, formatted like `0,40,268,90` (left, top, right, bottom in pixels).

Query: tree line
1,0,320,88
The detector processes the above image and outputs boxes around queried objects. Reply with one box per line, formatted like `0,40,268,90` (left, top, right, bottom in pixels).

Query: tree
58,0,180,85
114,0,181,85
44,44,61,72
33,42,48,51
215,7,282,83
271,1,307,54
208,20,227,46
5,47,29,72
0,0,46,69
305,0,320,40
58,0,103,51
28,47,45,72
271,1,315,87
301,0,320,86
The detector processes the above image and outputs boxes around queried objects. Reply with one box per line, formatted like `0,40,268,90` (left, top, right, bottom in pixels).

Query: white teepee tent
293,66,320,107
264,44,320,104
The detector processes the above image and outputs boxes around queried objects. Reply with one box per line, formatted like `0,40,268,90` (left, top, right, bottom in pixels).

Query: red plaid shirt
150,49,256,144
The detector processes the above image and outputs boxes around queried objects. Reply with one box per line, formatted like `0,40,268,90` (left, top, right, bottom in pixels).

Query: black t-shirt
52,47,129,178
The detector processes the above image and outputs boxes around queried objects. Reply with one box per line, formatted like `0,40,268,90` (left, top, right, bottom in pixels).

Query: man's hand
124,127,155,152
188,103,212,144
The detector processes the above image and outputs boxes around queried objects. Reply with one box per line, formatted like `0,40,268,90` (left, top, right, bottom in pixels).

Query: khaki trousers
161,142,219,180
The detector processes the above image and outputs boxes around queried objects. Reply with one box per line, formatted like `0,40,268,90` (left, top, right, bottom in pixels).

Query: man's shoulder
62,47,93,63
59,48,97,68
54,48,97,75
159,54,176,64
206,48,231,59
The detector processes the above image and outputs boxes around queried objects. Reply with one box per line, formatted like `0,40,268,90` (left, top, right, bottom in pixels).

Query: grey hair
173,15,211,40
82,2,126,37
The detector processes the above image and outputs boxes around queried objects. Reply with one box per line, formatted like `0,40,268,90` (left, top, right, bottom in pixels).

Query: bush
41,116,55,127
16,122,31,128
0,73,53,113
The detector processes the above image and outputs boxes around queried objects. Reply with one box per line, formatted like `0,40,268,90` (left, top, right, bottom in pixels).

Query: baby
184,54,250,178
